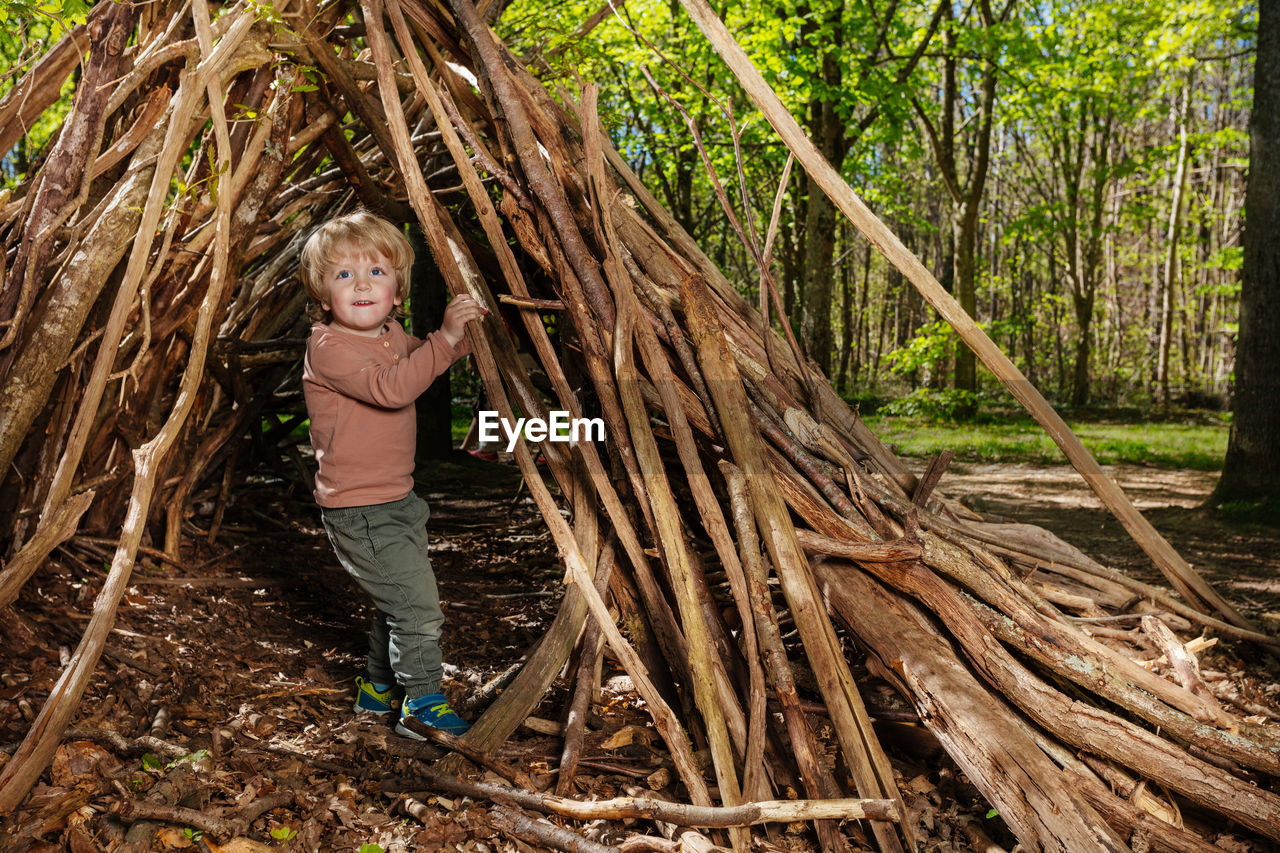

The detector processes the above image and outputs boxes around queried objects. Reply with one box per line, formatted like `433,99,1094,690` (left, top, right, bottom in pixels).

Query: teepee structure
0,0,1277,849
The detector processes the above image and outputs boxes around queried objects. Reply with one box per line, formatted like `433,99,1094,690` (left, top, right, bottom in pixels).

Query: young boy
300,210,485,738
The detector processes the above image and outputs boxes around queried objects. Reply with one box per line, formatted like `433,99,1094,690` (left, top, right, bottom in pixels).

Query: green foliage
0,0,1254,411
492,0,1250,411
500,0,935,306
881,388,981,422
0,0,88,30
452,403,473,444
357,844,386,853
885,321,956,378
270,825,298,850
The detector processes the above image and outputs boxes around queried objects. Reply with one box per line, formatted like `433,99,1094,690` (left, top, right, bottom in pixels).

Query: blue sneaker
396,692,470,738
354,676,404,715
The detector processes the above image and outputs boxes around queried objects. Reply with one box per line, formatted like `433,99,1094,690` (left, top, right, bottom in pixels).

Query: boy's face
320,243,402,337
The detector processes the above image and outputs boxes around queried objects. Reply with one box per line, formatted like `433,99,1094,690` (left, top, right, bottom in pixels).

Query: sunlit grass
861,413,1228,470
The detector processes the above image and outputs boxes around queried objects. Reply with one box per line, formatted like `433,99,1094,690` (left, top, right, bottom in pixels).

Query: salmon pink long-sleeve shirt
303,321,469,508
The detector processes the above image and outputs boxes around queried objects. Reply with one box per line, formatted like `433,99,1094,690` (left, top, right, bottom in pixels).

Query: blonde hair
300,211,414,322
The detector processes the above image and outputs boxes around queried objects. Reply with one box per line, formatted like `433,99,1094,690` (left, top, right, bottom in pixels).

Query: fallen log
814,558,1130,852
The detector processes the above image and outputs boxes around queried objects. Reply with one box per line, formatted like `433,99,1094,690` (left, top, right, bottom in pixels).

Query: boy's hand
440,294,487,347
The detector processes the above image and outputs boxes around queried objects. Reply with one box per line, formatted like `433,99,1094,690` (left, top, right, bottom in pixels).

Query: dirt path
937,461,1280,619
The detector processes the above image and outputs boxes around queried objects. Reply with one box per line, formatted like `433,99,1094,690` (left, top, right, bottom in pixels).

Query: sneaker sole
395,719,470,738
354,701,394,716
394,721,429,740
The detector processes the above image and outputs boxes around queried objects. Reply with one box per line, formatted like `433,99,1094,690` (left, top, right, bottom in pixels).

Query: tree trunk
1217,0,1280,501
836,235,854,390
1157,78,1193,405
953,205,980,395
915,0,996,403
1071,290,1093,406
799,0,844,376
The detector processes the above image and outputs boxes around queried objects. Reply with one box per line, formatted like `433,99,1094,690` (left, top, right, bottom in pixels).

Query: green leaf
985,808,999,819
165,749,210,770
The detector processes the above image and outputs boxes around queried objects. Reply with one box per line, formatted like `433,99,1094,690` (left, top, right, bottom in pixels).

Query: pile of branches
1,0,1278,849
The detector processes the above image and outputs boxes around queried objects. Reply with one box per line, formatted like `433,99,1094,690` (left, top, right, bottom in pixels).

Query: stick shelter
0,0,1276,849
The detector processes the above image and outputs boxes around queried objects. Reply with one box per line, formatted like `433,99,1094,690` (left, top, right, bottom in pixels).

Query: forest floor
3,452,1279,852
942,461,1280,619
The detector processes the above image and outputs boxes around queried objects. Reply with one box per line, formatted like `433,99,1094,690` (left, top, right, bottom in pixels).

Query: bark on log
1,0,136,362
816,558,1133,851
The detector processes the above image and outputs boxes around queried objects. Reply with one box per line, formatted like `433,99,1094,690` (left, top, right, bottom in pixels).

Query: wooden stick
0,14,95,164
406,29,690,685
681,270,909,853
970,598,1280,774
793,529,925,563
499,294,567,311
387,771,899,826
816,559,1135,852
441,0,616,334
833,554,1280,839
2,0,135,357
116,791,294,840
491,804,619,853
587,83,746,845
367,0,596,768
556,542,614,795
397,717,540,791
858,462,1280,649
39,3,257,520
919,533,1250,736
721,461,844,851
1139,615,1229,721
911,449,956,507
365,8,708,798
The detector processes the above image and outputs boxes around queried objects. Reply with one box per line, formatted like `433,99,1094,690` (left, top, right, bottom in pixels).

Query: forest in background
0,0,1255,415
490,0,1253,413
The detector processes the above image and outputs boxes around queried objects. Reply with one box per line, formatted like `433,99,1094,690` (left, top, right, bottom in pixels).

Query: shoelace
405,700,453,718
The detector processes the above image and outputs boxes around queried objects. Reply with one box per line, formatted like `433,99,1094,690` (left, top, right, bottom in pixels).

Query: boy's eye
371,267,385,276
336,270,351,279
